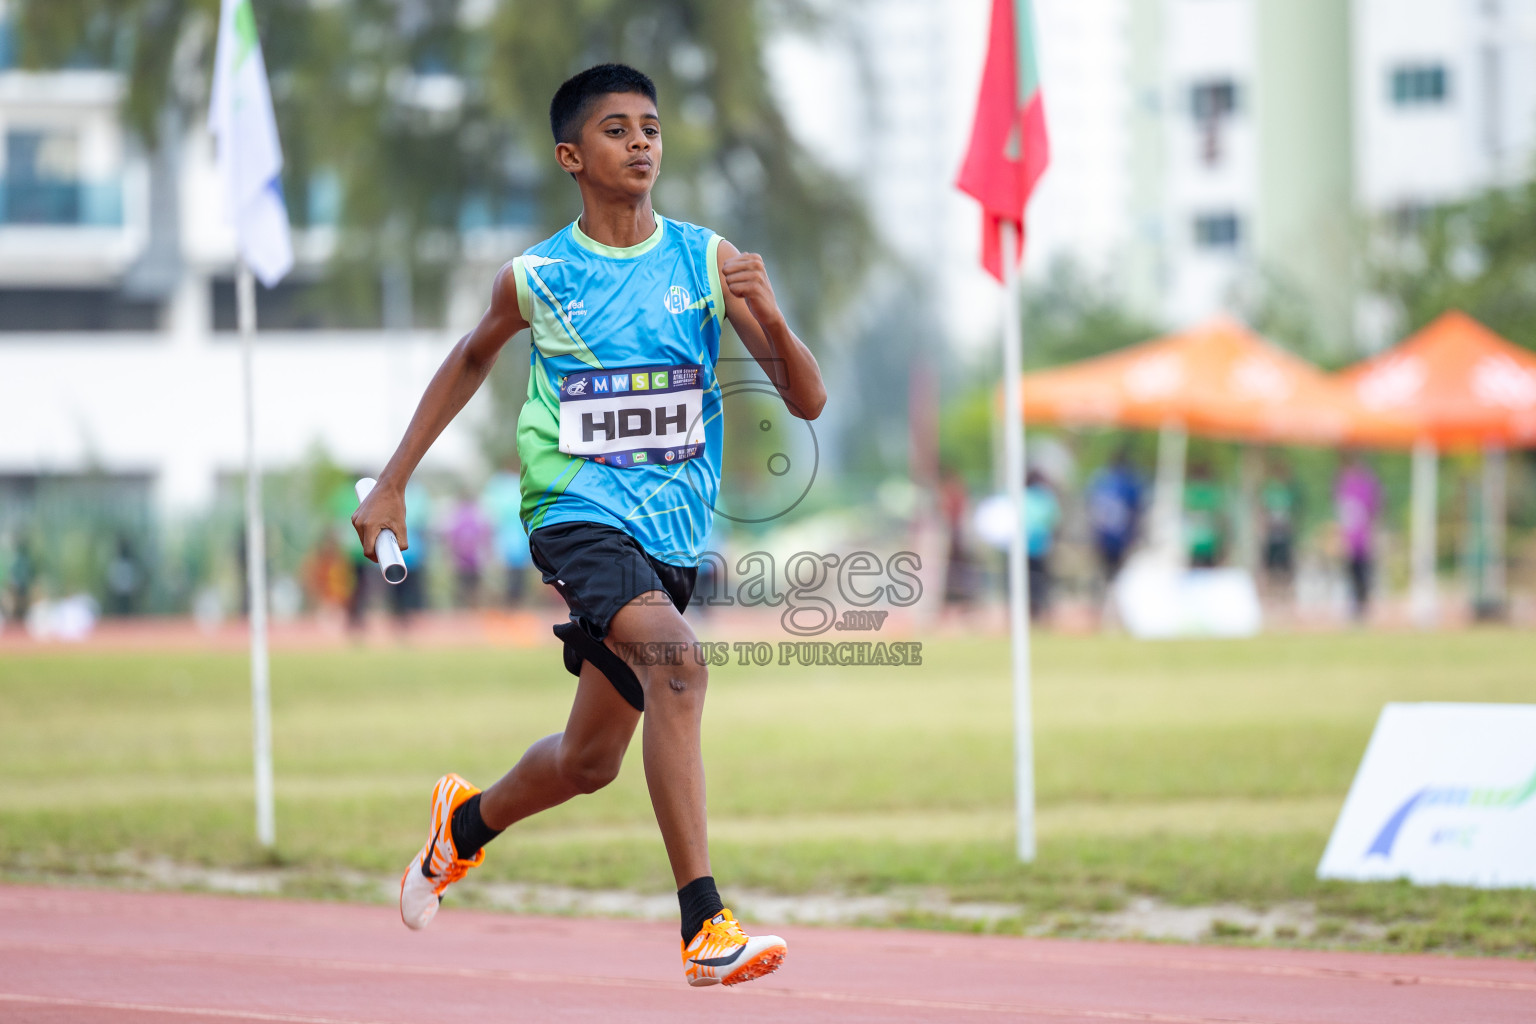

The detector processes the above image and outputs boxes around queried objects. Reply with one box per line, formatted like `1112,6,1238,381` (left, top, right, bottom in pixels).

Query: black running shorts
528,521,697,711
528,520,697,638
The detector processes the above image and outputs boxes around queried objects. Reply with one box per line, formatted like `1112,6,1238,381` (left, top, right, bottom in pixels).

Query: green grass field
2,631,1533,955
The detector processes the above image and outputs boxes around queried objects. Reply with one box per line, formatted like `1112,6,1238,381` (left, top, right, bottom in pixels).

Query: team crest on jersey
665,285,692,314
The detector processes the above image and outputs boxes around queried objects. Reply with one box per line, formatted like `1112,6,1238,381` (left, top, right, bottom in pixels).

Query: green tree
937,259,1162,487
1366,176,1536,349
1016,259,1162,370
480,0,877,473
485,0,870,327
15,0,874,469
14,0,503,324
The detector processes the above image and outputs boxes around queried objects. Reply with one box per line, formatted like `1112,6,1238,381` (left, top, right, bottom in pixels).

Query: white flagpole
239,261,275,848
1001,221,1035,862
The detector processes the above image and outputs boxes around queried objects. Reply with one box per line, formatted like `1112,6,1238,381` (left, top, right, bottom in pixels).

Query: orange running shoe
681,909,786,987
399,773,485,930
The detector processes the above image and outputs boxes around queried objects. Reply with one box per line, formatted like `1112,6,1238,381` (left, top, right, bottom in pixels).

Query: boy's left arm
718,239,826,420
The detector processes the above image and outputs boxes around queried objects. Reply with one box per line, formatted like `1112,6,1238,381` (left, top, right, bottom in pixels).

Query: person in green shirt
1183,460,1226,568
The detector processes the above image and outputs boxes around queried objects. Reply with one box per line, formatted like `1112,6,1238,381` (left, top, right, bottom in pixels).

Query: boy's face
557,91,662,197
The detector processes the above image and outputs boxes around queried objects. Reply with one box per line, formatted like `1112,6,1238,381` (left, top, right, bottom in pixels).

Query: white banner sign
1318,703,1536,889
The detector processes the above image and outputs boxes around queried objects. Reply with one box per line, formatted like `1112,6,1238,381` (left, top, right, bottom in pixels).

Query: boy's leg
432,591,710,897
399,657,641,931
476,659,641,830
601,591,784,987
603,592,711,886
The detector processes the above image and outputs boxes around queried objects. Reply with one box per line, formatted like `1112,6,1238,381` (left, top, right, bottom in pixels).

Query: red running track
0,885,1532,1023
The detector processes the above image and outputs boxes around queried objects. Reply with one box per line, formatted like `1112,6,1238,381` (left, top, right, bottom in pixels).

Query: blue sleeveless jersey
512,215,725,566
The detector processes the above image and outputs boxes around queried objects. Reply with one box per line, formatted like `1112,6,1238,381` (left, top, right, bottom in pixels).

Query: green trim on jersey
706,234,725,326
523,258,602,369
511,255,534,321
518,355,585,529
571,215,665,259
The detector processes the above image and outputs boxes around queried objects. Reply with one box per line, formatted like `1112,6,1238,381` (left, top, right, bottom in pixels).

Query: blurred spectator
445,489,491,608
384,483,431,627
1184,460,1227,568
0,533,11,627
10,536,37,626
235,526,251,615
104,534,143,617
1086,447,1143,586
346,543,373,633
303,531,356,624
939,467,977,607
1260,457,1304,594
482,466,531,606
1335,453,1381,621
1023,469,1061,620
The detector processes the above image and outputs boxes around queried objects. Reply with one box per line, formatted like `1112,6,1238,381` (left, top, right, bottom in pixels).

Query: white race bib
558,364,707,469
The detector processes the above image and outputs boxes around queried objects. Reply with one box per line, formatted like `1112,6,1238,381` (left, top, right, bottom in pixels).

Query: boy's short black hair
549,64,657,145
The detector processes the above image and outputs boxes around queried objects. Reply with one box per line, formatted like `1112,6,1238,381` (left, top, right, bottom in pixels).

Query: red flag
957,0,1050,282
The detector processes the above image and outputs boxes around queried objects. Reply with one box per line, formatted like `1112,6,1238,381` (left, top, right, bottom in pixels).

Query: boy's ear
555,141,582,176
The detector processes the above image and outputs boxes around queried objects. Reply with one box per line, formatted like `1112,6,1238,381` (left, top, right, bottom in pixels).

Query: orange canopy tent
1337,311,1536,623
1021,316,1412,446
1339,310,1536,450
1017,317,1416,572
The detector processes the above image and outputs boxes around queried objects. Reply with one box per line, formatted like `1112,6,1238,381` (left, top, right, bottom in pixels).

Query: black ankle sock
678,875,725,943
449,793,503,861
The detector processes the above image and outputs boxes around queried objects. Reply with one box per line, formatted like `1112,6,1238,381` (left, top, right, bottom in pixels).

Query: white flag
210,0,293,287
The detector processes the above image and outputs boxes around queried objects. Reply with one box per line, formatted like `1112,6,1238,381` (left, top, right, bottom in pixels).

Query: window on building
212,277,410,331
1191,79,1239,167
0,16,15,71
1193,212,1241,250
5,129,79,224
1391,64,1449,106
1190,80,1239,122
2,128,121,226
1389,201,1437,237
0,289,160,331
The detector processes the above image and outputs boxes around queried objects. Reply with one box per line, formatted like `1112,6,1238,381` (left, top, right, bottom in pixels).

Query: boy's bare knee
557,746,623,794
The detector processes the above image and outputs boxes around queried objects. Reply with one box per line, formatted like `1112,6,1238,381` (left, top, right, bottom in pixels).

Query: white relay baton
355,477,408,585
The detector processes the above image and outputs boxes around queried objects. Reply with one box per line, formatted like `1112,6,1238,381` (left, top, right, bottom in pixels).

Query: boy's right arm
352,262,529,561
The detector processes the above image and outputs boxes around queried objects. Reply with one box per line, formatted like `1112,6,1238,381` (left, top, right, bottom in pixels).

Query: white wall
769,0,1004,351
1354,0,1536,211
0,71,148,284
0,74,500,512
0,327,484,511
1161,0,1256,327
1025,0,1135,283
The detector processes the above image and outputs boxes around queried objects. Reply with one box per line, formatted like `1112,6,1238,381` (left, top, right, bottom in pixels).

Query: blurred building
1034,0,1536,352
0,1,532,519
774,0,1536,358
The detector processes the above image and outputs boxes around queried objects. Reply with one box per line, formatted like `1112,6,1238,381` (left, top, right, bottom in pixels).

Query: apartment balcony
0,173,143,285
0,178,123,227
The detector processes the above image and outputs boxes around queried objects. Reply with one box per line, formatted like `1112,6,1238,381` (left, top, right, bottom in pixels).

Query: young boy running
352,63,825,988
